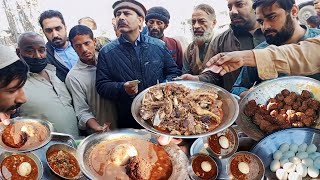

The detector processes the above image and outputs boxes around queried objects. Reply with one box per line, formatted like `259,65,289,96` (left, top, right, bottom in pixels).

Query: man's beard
264,14,295,46
149,28,164,39
192,27,214,44
50,36,67,48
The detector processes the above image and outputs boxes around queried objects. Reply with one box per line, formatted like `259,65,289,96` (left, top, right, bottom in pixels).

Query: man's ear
164,23,169,29
16,48,20,57
291,4,299,17
212,19,217,27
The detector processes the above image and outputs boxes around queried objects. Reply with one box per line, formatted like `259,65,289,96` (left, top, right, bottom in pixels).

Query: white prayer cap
0,44,19,69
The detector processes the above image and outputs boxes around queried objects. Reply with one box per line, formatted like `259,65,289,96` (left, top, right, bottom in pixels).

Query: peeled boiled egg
17,162,32,177
270,160,281,172
238,162,249,174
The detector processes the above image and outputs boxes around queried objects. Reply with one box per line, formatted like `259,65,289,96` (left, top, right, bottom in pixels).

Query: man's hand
124,80,140,96
0,112,10,125
205,50,256,76
157,136,183,146
87,118,110,133
174,74,200,81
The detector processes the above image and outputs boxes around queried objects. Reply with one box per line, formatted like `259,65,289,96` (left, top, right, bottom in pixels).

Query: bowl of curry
46,144,83,179
77,129,189,180
0,117,53,152
0,152,43,180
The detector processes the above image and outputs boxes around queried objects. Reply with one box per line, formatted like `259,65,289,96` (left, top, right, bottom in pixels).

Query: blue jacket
96,34,181,128
231,27,320,96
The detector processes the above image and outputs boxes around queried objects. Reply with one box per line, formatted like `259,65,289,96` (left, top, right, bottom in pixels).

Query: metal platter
237,76,320,141
0,117,53,152
0,151,44,180
251,127,320,180
131,81,239,139
76,129,188,180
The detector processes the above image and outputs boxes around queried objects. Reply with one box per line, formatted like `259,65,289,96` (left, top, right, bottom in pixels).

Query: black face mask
22,56,48,73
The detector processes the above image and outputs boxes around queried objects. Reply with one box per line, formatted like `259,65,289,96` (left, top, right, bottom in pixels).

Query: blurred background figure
112,17,121,38
306,15,320,28
78,16,110,52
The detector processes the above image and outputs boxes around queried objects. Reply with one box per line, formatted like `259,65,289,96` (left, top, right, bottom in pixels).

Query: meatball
292,102,301,111
305,108,316,117
286,110,297,122
275,114,288,125
296,112,307,121
301,90,312,100
284,96,295,106
268,98,278,104
253,113,264,126
307,99,320,110
281,89,290,97
276,93,285,101
277,102,284,109
302,117,313,127
298,101,308,112
126,157,152,180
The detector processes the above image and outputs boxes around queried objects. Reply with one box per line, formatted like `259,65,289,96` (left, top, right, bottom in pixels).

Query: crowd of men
1,0,320,139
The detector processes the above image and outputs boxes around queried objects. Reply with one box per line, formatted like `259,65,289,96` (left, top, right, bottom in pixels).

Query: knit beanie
145,7,170,24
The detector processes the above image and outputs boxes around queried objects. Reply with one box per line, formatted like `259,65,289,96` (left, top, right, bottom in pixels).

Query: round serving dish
76,129,188,180
227,151,265,180
237,76,320,141
188,154,218,180
131,81,239,139
0,151,43,180
203,126,239,159
46,144,83,179
0,117,53,152
251,127,320,179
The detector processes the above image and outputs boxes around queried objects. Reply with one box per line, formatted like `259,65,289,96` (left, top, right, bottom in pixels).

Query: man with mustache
16,32,79,137
145,6,184,69
231,0,320,97
0,45,28,123
314,0,320,17
96,0,181,129
66,25,117,134
179,0,265,91
39,10,79,82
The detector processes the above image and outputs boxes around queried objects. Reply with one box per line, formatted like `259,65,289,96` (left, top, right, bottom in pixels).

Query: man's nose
230,6,239,15
15,88,27,105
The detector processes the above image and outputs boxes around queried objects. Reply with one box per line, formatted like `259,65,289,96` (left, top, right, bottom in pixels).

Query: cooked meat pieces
305,108,316,117
276,93,285,101
301,90,312,100
126,157,152,180
245,89,320,134
281,89,290,97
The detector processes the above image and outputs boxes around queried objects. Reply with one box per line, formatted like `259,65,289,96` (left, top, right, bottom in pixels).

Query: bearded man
182,4,217,76
231,0,320,97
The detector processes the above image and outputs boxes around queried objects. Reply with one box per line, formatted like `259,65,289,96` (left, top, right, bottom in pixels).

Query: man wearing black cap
145,6,184,69
96,0,181,129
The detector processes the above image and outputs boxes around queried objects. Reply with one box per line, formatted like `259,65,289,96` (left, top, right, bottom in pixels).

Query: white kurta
65,60,117,132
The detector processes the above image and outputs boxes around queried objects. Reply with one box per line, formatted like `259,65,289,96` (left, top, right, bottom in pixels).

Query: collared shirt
53,42,79,69
231,26,320,96
19,65,79,137
122,34,141,57
65,60,118,131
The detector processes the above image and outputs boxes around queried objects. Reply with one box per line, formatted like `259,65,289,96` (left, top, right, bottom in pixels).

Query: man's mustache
150,29,160,34
230,14,244,21
117,20,128,27
52,37,62,42
7,103,22,111
264,29,278,36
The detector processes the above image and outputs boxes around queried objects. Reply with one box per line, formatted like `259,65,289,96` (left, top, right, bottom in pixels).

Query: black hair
307,15,320,26
0,60,29,89
194,4,216,19
253,0,295,12
68,25,94,46
39,10,65,28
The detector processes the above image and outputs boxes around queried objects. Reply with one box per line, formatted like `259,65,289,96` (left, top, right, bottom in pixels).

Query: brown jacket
198,27,264,91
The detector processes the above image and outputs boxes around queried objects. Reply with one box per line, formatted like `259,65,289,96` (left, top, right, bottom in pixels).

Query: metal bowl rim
131,80,240,139
188,153,218,180
45,143,83,180
0,117,54,152
0,151,44,180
